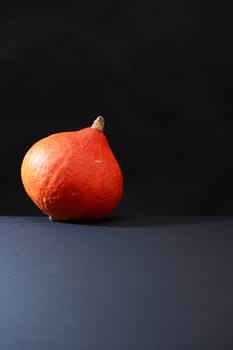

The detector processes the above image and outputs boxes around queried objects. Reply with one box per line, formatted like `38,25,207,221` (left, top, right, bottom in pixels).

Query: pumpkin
21,116,123,221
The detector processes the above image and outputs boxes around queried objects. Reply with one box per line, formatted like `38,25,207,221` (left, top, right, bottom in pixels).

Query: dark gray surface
0,216,233,349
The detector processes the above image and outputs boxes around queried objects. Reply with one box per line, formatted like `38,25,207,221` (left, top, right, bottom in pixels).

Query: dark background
1,1,233,216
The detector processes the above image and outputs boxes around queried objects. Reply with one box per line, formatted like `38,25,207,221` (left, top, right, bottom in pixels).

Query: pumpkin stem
91,116,105,132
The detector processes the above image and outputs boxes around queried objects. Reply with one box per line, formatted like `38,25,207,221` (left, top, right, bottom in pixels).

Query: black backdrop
1,1,233,216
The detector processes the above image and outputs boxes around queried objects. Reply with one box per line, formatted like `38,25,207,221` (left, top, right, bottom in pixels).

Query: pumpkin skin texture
21,117,124,221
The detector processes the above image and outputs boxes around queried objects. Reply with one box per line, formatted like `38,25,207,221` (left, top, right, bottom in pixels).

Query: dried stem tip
91,116,105,131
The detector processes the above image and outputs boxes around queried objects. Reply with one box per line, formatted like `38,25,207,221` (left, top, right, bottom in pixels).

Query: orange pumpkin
21,116,124,221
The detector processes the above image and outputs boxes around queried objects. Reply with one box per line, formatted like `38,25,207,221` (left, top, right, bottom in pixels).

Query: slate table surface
0,215,233,350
